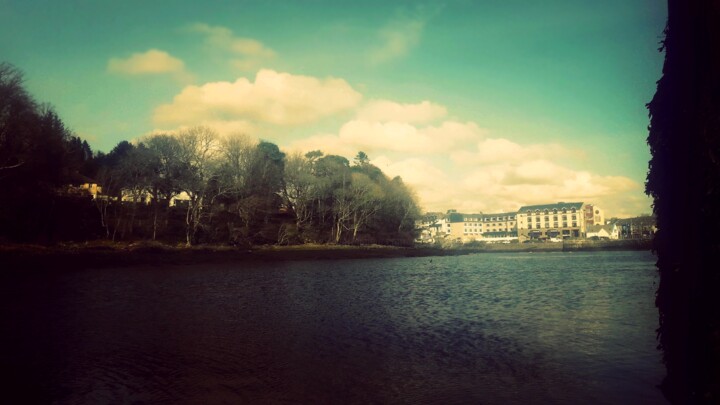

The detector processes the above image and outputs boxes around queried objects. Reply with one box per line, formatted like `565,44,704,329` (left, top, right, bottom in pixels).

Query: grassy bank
0,241,468,271
0,239,653,271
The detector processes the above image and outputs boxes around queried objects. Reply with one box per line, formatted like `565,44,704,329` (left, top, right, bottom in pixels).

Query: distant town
416,201,656,245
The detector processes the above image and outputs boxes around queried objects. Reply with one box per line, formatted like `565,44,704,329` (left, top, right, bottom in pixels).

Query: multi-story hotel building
516,202,587,241
447,211,517,242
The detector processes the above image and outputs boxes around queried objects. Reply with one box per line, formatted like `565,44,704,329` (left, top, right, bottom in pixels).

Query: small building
61,182,103,199
170,191,191,207
586,224,619,240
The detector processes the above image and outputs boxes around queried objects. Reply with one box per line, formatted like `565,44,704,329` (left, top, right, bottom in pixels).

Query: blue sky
0,0,667,216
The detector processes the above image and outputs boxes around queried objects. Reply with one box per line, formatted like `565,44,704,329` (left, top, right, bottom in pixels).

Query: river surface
1,251,666,404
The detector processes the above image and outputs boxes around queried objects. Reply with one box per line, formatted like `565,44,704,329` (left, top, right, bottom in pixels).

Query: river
1,250,666,404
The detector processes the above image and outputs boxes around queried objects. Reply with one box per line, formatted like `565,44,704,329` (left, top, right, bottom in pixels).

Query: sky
0,0,667,217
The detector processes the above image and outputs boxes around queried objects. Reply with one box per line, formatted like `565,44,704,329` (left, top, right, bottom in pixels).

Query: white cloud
319,150,643,217
107,49,189,80
451,138,583,165
190,23,276,71
282,100,645,217
339,120,483,153
356,100,447,123
153,69,362,126
371,156,451,212
287,119,484,155
369,19,424,65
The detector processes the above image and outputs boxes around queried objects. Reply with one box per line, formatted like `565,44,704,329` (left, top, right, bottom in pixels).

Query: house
415,212,452,240
170,191,191,207
61,182,103,199
586,223,619,240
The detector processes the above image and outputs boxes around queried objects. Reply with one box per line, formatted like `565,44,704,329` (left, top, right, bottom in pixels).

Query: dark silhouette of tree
0,63,78,242
646,0,720,402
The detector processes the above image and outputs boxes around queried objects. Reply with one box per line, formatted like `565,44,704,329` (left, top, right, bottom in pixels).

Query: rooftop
518,202,584,212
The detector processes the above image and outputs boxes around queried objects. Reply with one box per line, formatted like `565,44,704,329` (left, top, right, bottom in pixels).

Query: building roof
482,212,516,219
447,212,518,223
518,202,584,212
447,213,483,223
586,224,615,233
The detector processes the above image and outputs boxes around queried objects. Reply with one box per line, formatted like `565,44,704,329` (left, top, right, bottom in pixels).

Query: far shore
0,239,652,271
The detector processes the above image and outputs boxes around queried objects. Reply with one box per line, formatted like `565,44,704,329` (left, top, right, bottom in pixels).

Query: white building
517,202,587,242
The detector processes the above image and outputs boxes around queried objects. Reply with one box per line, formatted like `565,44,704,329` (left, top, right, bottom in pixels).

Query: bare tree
283,152,316,235
346,172,383,242
217,133,256,236
176,126,221,245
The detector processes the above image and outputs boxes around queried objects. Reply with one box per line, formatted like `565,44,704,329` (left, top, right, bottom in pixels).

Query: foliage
0,62,421,247
0,63,92,242
645,1,720,403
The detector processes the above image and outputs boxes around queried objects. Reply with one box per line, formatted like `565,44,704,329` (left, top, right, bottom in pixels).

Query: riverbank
0,239,652,270
0,242,464,270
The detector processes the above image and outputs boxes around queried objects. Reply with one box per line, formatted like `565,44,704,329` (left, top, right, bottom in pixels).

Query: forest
0,62,421,246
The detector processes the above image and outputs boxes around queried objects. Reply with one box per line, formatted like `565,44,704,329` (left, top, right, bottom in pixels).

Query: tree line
0,62,421,246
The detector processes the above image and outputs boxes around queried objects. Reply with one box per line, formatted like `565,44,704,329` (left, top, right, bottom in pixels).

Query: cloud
107,49,189,80
370,154,643,216
341,120,483,153
287,119,484,155
369,19,424,65
451,138,584,166
371,156,451,211
280,90,646,217
356,100,447,123
190,23,276,71
285,133,357,157
153,69,362,126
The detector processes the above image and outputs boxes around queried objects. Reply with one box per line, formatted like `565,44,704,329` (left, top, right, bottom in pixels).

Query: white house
586,224,619,240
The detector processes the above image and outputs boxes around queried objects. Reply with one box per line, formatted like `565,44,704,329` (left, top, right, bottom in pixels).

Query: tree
216,132,256,243
0,63,76,242
646,1,720,402
353,151,369,167
243,141,285,242
346,172,383,242
283,152,316,235
0,62,35,174
313,155,351,242
144,134,185,240
176,126,221,245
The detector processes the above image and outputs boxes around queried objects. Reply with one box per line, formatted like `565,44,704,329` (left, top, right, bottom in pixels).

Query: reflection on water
1,251,666,404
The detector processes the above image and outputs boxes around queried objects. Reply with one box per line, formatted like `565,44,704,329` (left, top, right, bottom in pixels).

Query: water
1,251,666,404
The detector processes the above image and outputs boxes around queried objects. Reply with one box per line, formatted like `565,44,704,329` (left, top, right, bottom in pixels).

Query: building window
572,215,577,220
554,222,559,227
572,222,577,227
545,223,550,228
562,222,568,227
528,224,533,229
